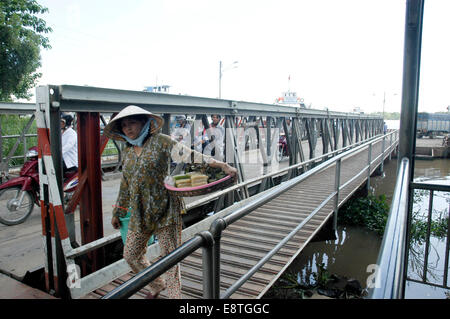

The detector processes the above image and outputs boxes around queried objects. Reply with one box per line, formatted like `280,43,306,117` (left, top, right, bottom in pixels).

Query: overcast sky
34,0,449,114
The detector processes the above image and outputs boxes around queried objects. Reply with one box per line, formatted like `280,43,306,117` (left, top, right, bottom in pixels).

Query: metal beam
398,0,424,176
0,102,35,114
56,85,381,119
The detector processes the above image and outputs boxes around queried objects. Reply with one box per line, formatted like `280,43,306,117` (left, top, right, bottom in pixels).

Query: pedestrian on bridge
60,113,78,174
104,105,237,299
204,114,225,161
171,115,191,144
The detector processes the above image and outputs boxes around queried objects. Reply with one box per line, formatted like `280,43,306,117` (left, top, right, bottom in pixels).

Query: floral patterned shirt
112,133,210,234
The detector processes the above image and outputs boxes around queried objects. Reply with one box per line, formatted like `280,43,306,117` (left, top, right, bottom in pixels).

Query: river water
277,157,450,299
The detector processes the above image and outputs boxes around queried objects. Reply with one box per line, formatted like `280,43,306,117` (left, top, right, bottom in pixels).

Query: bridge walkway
84,136,393,299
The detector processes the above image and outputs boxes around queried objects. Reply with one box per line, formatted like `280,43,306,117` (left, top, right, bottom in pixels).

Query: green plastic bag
119,211,155,246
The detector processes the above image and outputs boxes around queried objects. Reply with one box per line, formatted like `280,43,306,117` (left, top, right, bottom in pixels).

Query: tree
0,0,52,101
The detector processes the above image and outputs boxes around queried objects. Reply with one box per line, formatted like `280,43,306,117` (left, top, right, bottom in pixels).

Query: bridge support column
311,217,337,242
77,112,105,274
374,136,387,176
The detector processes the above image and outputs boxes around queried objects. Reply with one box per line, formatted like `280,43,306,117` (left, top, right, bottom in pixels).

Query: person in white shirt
60,113,78,174
171,115,191,145
193,125,209,153
204,114,225,161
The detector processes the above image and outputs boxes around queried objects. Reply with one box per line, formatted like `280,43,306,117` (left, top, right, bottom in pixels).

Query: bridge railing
407,182,450,292
102,130,398,299
213,131,398,298
369,157,450,298
369,157,410,299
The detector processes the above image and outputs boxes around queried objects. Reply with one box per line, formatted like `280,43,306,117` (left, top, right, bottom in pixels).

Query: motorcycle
278,133,289,161
0,146,78,226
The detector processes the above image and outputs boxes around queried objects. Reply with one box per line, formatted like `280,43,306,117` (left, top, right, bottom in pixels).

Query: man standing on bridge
204,114,225,161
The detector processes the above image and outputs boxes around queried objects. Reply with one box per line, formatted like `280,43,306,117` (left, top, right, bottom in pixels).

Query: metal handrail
369,159,450,298
102,131,398,299
70,131,398,259
211,133,396,298
369,157,410,299
187,131,396,210
103,232,214,299
221,192,336,298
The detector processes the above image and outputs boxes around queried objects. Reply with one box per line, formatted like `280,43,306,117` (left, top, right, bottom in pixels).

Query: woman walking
104,105,236,299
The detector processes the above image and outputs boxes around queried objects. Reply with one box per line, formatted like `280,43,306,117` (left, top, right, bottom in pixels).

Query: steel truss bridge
0,0,447,300
15,83,395,299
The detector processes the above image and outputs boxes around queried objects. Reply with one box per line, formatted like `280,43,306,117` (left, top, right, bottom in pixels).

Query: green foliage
338,194,389,235
0,0,52,101
339,191,448,242
410,189,449,244
384,112,400,120
369,112,400,120
314,262,332,288
102,140,119,156
410,215,449,244
0,114,37,167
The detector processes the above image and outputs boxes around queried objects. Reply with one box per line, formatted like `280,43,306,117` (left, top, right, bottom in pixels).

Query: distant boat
275,90,306,108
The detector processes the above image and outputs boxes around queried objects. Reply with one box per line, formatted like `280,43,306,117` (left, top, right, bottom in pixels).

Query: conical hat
103,105,164,141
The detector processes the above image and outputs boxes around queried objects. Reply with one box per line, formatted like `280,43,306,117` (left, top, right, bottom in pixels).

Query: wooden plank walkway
85,138,394,299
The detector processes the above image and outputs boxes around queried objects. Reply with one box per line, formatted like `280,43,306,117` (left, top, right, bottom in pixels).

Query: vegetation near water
338,194,389,235
338,191,448,243
410,189,449,244
370,112,400,120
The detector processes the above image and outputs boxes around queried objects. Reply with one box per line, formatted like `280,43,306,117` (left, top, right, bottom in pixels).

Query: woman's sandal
145,291,161,299
145,277,166,299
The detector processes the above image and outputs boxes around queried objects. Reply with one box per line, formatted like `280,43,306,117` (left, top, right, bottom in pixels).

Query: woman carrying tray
105,105,237,299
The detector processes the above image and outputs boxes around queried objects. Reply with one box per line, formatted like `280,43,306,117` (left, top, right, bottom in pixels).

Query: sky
31,0,450,114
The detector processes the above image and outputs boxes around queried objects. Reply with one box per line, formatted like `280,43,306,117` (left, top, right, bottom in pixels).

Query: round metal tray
165,174,234,197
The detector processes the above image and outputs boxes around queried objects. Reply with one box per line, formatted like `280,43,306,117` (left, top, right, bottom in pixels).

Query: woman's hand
222,163,238,181
208,159,238,181
111,216,121,230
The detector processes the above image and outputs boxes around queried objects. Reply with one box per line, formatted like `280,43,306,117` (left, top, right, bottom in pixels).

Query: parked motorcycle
0,146,78,226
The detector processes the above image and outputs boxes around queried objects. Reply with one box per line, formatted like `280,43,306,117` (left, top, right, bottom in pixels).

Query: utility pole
219,60,238,99
219,60,222,99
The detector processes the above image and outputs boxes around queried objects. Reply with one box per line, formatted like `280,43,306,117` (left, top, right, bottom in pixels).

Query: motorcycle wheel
0,187,34,226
